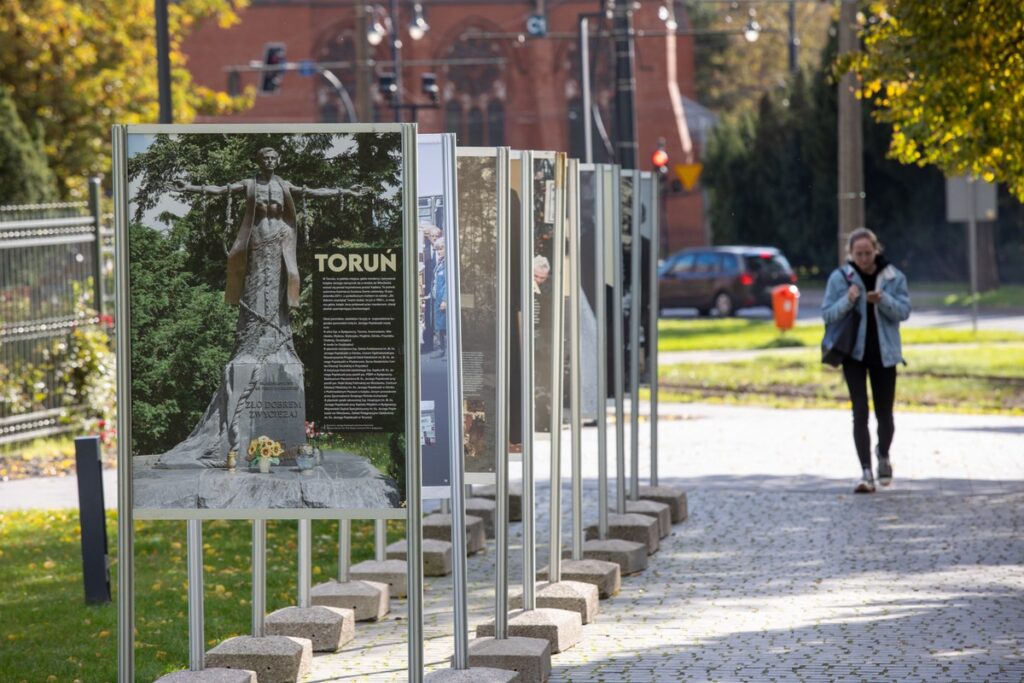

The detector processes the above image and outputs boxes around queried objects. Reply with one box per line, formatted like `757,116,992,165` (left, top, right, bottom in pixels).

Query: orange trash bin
771,284,800,331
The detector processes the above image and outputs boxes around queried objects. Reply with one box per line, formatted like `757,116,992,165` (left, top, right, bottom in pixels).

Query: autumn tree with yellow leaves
0,0,255,199
845,0,1024,200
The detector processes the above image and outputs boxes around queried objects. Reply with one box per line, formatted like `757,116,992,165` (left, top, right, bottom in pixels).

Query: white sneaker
854,468,876,494
876,447,893,487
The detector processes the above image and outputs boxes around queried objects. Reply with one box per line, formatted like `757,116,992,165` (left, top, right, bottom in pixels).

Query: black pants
842,359,897,470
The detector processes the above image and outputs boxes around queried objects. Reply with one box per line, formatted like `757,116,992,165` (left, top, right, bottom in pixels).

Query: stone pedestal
625,499,672,538
422,513,487,555
467,636,551,683
155,670,257,683
639,485,688,523
581,539,648,575
510,581,599,624
349,559,408,598
465,497,497,538
538,558,621,599
310,579,389,622
586,513,660,554
205,636,311,683
471,482,523,522
475,608,582,654
263,606,354,652
424,667,519,683
387,538,453,576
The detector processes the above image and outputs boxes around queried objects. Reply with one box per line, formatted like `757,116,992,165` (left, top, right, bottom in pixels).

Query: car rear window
744,253,792,276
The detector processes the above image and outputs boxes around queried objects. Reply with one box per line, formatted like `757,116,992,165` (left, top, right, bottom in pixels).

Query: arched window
467,107,484,145
314,25,388,122
487,100,505,146
441,29,507,145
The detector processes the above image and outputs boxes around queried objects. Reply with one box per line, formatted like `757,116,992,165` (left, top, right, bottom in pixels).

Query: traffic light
260,43,286,94
651,137,669,176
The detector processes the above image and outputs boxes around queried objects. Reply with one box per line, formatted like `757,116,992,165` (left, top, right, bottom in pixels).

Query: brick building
182,0,710,253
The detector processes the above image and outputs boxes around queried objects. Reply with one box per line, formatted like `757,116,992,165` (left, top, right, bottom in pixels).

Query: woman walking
822,228,912,493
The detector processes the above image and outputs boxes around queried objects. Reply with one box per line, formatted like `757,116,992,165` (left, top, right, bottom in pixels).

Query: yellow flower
271,442,283,457
248,442,257,456
260,446,271,457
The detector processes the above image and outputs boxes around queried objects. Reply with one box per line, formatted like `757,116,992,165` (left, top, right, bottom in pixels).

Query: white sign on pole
945,175,997,222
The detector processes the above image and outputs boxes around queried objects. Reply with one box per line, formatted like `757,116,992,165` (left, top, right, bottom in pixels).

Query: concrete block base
205,636,311,683
586,513,660,554
581,539,648,575
509,581,599,624
467,636,551,683
422,513,487,555
465,497,497,538
471,482,523,522
349,559,408,598
475,608,582,654
387,538,453,576
310,579,389,622
155,670,257,683
639,485,688,523
424,667,519,683
263,606,354,653
538,559,621,598
625,499,672,538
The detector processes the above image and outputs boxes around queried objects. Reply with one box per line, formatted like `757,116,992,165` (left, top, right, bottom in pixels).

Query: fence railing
0,178,108,445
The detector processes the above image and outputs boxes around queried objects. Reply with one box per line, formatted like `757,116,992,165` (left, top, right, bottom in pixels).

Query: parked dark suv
658,246,797,316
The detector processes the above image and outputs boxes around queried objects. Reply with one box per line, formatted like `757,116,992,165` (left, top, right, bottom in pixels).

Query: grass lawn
659,343,1024,414
658,318,1024,352
0,511,403,682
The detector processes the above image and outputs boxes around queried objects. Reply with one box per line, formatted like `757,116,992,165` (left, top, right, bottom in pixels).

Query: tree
0,0,254,199
845,0,1024,200
0,85,57,204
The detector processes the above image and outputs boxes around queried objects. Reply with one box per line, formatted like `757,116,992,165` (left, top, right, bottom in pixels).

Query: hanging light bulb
408,3,429,41
367,12,386,46
744,9,761,43
659,2,678,31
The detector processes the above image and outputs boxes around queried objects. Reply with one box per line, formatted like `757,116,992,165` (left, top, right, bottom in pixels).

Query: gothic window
441,30,507,146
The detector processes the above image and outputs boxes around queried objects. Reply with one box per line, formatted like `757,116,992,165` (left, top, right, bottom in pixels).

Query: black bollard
75,436,111,604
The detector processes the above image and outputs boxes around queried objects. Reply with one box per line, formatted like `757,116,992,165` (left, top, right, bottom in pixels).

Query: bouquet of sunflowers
248,435,284,471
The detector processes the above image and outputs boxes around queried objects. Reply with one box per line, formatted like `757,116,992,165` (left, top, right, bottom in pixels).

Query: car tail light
739,272,754,286
759,252,773,259
790,273,798,283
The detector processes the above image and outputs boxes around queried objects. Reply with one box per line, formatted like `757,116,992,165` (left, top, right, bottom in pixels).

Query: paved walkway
308,403,1024,682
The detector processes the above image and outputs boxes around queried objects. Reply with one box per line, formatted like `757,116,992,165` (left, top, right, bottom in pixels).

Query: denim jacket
821,262,912,367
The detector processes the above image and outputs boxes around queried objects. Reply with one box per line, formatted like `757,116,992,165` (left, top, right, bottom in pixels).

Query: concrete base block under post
386,538,453,576
154,670,257,683
581,539,648,575
465,497,497,538
348,559,408,598
467,636,552,683
204,636,311,683
539,558,621,598
586,513,660,554
424,666,520,682
509,581,599,624
471,481,523,522
263,606,354,653
422,513,487,555
625,499,672,538
475,608,582,654
639,485,688,523
310,579,389,622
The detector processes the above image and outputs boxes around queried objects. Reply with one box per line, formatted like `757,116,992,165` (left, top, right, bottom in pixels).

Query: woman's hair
533,254,550,273
847,227,883,255
256,147,280,160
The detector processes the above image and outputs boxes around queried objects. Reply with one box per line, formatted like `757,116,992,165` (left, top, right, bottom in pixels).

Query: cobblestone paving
308,404,1024,682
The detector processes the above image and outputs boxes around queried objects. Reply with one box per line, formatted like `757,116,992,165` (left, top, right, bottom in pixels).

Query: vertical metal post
580,16,593,164
88,177,104,318
967,177,979,333
112,125,134,683
155,0,173,123
440,499,451,515
568,160,585,561
388,0,403,123
629,171,641,502
338,518,351,583
298,519,312,608
548,156,567,584
252,519,266,637
613,0,638,169
445,134,470,669
788,0,799,75
495,147,513,637
187,520,204,670
520,152,536,609
402,126,424,682
595,167,609,539
375,518,387,562
648,178,660,487
613,174,626,515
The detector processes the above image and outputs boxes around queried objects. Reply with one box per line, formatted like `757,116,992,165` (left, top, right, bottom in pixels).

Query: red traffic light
651,148,669,168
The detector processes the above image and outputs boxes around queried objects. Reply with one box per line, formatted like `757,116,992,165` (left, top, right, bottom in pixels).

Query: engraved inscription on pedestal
235,362,307,458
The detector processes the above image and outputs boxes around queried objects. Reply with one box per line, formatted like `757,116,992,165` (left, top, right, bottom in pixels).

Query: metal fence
0,178,113,445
